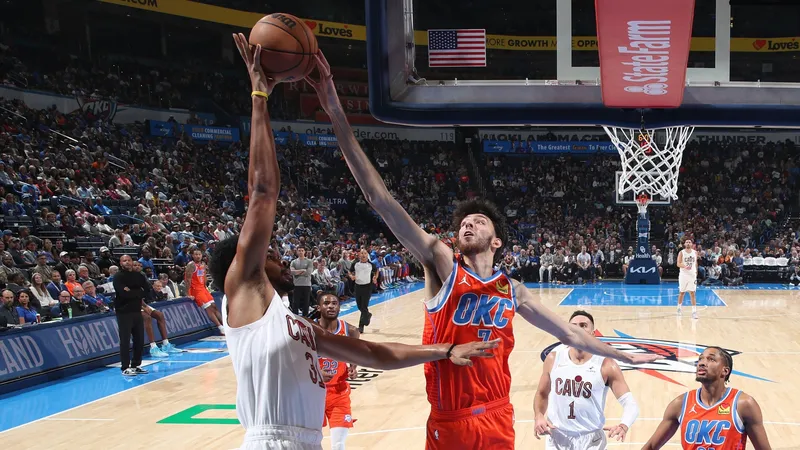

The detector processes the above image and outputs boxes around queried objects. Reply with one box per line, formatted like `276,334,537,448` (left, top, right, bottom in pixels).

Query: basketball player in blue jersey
209,34,501,450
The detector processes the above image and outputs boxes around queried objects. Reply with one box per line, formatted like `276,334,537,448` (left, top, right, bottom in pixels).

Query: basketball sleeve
618,392,640,428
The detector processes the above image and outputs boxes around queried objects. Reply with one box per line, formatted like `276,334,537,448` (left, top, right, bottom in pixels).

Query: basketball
249,13,318,82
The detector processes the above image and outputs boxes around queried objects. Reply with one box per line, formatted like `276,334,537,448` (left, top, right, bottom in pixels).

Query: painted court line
45,418,114,422
710,289,728,306
0,358,224,435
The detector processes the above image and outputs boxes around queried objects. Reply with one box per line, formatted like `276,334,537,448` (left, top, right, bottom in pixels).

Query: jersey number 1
567,401,576,420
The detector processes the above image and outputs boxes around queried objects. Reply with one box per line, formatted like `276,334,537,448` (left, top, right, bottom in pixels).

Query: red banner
314,111,381,125
286,80,369,97
595,0,695,108
301,94,370,117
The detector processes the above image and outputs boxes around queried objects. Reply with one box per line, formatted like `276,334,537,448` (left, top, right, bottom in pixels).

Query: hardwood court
3,285,800,449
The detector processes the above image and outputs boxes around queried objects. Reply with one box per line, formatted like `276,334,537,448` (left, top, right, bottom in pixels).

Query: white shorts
679,272,697,292
239,425,322,450
545,429,606,450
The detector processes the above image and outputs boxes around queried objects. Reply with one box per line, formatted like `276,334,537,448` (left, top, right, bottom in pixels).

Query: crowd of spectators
485,137,800,285
3,37,800,330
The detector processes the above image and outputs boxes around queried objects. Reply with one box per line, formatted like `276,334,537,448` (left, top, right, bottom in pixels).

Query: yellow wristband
251,90,269,100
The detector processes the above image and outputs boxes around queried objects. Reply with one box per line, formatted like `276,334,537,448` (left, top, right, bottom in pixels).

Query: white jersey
223,292,326,449
680,249,698,275
546,347,609,434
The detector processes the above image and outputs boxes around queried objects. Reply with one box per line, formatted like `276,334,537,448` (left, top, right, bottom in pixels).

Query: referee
351,249,377,333
113,255,151,376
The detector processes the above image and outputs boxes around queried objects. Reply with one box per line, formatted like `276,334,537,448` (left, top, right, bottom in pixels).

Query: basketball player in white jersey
210,34,501,450
677,239,699,319
534,311,640,449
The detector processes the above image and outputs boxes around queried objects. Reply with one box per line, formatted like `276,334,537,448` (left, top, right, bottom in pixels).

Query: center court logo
540,329,773,386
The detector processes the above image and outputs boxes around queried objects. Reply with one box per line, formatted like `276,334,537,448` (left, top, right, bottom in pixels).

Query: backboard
366,0,800,128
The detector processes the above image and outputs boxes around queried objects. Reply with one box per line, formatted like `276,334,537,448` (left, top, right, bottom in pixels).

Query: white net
603,125,694,200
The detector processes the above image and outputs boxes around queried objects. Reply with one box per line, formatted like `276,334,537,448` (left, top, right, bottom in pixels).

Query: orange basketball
249,13,318,82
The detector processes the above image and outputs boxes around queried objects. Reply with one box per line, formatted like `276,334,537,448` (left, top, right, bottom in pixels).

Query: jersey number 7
477,329,492,342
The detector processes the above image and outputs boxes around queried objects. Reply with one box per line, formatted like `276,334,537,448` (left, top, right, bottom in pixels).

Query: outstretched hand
448,338,501,366
304,52,343,115
603,423,629,441
232,33,277,95
627,353,664,365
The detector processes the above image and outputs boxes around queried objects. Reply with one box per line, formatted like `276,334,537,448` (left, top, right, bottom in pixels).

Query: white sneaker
692,311,699,319
122,368,137,376
677,306,682,315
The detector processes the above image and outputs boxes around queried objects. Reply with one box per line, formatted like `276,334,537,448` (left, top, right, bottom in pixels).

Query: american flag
428,29,487,67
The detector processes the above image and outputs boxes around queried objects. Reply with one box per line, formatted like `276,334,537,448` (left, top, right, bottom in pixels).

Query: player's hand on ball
448,338,500,366
232,33,277,95
534,417,556,439
603,423,628,441
626,353,664,365
304,52,343,115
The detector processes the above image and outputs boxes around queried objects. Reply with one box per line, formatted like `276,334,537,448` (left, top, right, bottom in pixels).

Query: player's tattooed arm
642,395,683,450
513,280,663,365
738,393,772,450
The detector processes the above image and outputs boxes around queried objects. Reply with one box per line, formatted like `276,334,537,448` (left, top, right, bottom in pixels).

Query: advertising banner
0,86,211,125
595,0,695,108
483,140,617,154
149,120,240,142
0,298,213,384
285,80,368,97
241,119,455,142
300,94,369,117
99,0,800,52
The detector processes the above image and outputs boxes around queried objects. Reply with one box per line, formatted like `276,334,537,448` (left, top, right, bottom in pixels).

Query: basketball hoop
604,124,694,201
636,193,650,216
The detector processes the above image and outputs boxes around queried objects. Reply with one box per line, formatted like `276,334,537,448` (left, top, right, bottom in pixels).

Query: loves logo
305,20,354,39
752,39,767,51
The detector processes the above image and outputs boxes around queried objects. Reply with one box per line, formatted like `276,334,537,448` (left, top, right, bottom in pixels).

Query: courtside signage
595,0,695,108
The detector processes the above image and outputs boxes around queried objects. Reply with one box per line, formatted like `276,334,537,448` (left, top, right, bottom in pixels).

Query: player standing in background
317,293,359,450
305,52,662,450
642,347,772,450
213,36,501,450
677,239,699,319
534,311,639,449
186,248,225,334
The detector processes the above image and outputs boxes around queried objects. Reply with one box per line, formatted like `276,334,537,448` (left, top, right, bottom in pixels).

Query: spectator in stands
57,290,90,319
15,290,37,324
153,279,173,300
539,247,554,283
790,266,800,286
83,251,102,279
6,273,26,294
64,269,81,295
97,247,115,274
141,295,178,357
164,270,185,298
54,252,71,279
32,253,53,281
29,273,57,315
592,247,604,281
290,246,313,317
0,290,19,325
138,246,156,276
576,245,592,283
47,272,68,300
82,281,111,311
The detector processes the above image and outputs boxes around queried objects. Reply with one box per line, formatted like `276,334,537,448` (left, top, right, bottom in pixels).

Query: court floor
2,282,800,449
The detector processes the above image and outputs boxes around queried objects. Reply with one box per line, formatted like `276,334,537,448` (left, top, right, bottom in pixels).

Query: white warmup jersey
546,347,609,434
223,292,326,450
679,249,698,292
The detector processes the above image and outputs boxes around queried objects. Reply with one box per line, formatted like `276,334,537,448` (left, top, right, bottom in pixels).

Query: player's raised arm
738,393,772,450
305,53,453,280
533,351,556,439
314,323,500,370
641,395,683,450
223,34,279,319
513,281,662,365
